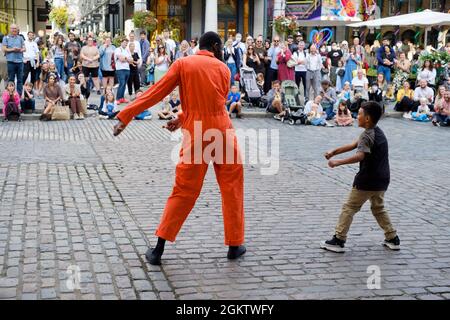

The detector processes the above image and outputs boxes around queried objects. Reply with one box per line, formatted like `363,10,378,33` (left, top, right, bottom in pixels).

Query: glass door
218,19,237,41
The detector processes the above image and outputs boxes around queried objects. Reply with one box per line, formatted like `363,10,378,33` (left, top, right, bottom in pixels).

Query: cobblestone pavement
0,116,449,300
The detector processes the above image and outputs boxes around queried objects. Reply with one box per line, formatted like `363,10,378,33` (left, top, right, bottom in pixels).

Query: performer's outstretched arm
117,60,182,126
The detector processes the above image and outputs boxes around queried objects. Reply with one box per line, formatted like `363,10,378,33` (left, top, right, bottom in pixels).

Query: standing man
254,35,267,77
163,29,176,61
139,31,150,86
327,42,343,87
2,24,25,95
23,31,39,86
265,36,281,93
305,44,322,101
64,32,81,76
113,32,246,266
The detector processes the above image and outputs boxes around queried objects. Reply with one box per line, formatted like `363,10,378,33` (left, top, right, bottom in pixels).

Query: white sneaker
403,112,412,119
144,115,152,120
78,113,85,120
98,115,108,120
73,113,79,120
274,114,281,120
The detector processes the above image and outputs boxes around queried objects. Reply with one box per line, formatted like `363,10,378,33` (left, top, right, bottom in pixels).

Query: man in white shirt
305,44,322,101
163,29,176,59
293,41,307,97
115,38,133,104
23,31,39,85
413,79,434,112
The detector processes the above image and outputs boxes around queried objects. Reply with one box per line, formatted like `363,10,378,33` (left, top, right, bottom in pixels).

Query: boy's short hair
360,101,382,124
135,89,144,94
272,80,281,86
230,84,238,89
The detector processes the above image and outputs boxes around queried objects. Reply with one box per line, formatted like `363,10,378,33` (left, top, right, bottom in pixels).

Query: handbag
337,69,345,77
51,103,70,120
287,56,297,68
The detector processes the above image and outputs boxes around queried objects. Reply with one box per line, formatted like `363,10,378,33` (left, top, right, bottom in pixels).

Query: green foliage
49,6,69,29
132,10,158,35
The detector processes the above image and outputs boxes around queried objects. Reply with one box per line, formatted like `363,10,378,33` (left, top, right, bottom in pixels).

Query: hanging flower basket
272,15,299,37
49,6,69,29
132,10,158,35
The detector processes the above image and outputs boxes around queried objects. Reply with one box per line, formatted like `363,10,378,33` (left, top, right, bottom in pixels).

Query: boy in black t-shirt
320,101,400,253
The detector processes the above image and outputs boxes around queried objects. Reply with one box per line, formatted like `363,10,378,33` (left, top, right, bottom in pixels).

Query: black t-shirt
129,52,139,72
169,99,180,112
353,126,390,191
327,49,343,67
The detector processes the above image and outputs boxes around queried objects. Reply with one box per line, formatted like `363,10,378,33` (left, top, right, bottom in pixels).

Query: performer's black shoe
145,248,162,265
227,245,246,260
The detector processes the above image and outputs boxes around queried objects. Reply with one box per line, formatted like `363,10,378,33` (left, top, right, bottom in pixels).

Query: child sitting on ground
20,82,36,114
307,102,327,126
411,98,432,122
135,90,153,120
335,99,354,126
99,91,120,119
168,91,181,114
321,101,400,253
157,95,175,120
2,81,21,121
226,85,243,118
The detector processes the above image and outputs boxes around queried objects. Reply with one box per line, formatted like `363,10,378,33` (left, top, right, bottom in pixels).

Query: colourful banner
321,0,362,21
285,0,322,20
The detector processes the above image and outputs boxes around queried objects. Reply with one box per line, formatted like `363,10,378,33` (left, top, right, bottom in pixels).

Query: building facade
77,0,267,41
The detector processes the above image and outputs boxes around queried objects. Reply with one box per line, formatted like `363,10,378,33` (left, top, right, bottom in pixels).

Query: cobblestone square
0,116,449,300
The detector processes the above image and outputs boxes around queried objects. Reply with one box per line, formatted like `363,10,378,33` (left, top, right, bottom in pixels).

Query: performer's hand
163,118,181,132
113,121,126,136
324,150,335,160
328,159,339,168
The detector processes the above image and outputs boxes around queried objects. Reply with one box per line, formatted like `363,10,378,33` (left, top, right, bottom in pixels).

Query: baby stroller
280,80,305,125
239,67,262,107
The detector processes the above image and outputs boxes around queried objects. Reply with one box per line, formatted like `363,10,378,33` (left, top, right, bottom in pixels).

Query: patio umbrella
348,10,450,45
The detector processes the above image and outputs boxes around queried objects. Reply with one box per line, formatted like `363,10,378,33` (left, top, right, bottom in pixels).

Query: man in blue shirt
139,31,150,86
265,36,281,93
2,24,25,95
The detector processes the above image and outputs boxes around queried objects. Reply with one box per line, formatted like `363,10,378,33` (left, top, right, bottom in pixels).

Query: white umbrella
348,9,450,28
348,10,450,45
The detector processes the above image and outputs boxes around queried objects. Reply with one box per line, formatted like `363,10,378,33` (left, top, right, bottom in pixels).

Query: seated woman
99,91,120,120
417,59,436,88
433,85,446,112
77,73,90,105
306,101,327,126
394,81,415,116
335,99,354,126
65,75,84,120
432,89,450,126
2,81,21,121
40,73,64,121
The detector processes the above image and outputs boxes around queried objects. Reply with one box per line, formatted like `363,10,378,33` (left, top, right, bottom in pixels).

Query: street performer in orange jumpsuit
113,32,246,265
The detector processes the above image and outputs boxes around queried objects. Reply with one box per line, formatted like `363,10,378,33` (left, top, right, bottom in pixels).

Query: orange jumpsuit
117,50,244,246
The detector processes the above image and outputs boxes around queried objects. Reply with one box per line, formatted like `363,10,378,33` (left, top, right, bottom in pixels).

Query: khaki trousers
335,188,397,241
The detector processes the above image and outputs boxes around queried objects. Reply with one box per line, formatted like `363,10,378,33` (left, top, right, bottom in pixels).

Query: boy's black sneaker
320,235,345,253
145,248,162,265
383,235,400,251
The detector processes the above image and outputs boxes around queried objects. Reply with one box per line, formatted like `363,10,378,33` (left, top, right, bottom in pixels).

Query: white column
253,0,264,37
204,0,218,33
134,0,147,12
191,0,203,37
273,0,285,40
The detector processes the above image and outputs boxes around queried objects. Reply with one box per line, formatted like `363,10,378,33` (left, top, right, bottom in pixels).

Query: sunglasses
274,40,280,42
158,47,164,49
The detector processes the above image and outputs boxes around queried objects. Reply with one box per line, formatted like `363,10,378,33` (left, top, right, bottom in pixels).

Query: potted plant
132,10,158,37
